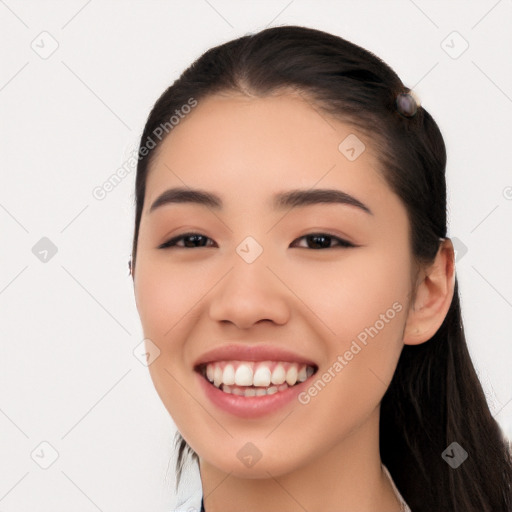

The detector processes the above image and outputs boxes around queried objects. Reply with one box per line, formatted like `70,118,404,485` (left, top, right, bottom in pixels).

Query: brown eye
291,233,355,249
158,233,216,249
158,232,356,250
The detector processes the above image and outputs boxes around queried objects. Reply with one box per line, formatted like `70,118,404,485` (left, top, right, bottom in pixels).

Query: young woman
129,25,512,511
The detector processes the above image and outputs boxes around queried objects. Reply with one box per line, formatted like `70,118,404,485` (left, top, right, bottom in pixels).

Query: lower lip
195,371,314,419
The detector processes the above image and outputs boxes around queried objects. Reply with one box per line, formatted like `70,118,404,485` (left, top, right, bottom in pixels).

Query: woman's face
132,91,415,478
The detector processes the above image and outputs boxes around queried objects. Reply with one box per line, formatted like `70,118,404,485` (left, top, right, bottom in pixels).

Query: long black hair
130,25,512,511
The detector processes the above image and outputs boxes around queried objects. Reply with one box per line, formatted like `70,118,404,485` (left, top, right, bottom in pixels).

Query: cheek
134,259,195,419
134,255,199,338
284,246,411,341
133,250,219,394
286,248,410,408
133,258,196,406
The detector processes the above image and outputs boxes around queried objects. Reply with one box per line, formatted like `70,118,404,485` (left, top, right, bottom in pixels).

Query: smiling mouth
196,360,318,397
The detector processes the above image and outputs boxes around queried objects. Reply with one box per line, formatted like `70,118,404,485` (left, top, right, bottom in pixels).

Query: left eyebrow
273,188,373,215
148,187,373,215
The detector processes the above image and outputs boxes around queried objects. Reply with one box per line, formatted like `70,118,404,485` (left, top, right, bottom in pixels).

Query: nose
208,258,291,330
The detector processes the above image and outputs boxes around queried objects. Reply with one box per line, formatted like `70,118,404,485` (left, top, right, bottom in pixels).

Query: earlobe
128,258,135,280
403,239,456,345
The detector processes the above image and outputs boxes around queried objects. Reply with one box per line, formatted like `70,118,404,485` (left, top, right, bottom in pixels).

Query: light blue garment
172,458,411,511
382,464,412,511
171,455,203,512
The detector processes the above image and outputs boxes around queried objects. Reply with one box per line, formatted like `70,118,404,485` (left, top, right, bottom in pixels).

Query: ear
403,238,456,345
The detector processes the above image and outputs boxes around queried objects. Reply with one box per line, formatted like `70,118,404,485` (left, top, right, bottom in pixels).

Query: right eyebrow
149,187,221,214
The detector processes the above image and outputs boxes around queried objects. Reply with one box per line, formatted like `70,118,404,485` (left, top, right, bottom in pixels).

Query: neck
198,408,402,512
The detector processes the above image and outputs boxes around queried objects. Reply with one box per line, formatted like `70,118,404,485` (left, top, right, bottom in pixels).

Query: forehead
143,92,388,214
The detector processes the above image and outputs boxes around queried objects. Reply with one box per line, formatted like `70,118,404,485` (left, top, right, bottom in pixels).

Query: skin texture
132,91,455,512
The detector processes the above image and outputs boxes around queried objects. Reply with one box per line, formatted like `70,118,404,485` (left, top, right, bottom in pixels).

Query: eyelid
293,227,357,245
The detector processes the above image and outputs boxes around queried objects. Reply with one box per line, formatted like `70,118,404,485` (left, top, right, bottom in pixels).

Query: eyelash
158,232,356,250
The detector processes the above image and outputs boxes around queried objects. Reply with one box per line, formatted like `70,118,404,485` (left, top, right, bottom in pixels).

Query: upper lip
193,344,318,369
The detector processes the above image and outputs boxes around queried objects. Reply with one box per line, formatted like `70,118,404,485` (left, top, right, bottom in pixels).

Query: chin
198,443,308,479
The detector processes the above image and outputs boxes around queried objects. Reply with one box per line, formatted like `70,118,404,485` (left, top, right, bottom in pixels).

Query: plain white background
1,1,511,510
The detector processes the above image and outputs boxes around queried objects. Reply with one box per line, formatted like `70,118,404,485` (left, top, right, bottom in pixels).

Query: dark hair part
131,25,512,511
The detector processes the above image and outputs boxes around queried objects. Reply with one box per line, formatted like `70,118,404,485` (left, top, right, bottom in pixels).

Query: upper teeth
204,361,315,388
